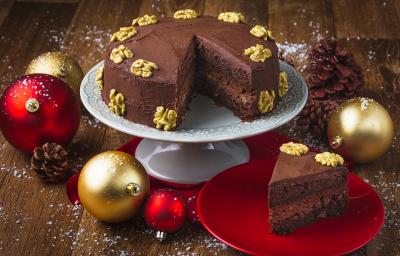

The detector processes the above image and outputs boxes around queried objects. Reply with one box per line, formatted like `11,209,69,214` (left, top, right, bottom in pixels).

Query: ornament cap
156,231,167,242
330,135,343,149
126,182,141,196
25,98,40,113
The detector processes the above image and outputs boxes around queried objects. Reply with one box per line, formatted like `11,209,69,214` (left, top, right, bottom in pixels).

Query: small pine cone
31,143,70,182
305,38,363,100
297,99,339,139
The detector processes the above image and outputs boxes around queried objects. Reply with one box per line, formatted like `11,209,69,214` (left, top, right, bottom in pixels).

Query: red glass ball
144,189,187,233
0,74,80,154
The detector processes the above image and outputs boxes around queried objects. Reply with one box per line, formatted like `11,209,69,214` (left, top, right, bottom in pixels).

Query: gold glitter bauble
78,151,150,223
327,98,394,164
26,52,83,95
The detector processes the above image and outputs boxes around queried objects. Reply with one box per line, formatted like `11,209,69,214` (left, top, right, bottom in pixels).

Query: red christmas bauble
0,74,80,154
144,189,187,233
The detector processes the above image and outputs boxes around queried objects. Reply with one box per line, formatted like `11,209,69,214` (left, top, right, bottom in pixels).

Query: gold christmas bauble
327,98,394,164
26,52,83,95
78,151,150,223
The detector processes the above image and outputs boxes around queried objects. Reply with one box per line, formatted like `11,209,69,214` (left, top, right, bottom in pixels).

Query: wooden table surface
0,0,399,255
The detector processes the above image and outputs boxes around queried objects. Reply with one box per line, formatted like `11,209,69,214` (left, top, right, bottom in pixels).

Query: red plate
197,159,384,256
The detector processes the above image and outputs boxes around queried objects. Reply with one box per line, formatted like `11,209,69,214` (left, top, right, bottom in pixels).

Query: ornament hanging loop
330,135,343,149
126,182,141,196
25,98,40,113
156,231,167,242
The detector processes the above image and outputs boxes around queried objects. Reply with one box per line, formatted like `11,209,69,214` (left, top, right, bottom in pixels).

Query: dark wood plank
333,0,400,39
139,0,205,17
18,0,79,2
0,0,14,27
268,0,335,43
0,2,79,256
203,0,267,25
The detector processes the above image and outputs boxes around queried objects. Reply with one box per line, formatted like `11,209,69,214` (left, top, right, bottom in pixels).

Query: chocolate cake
98,11,287,131
268,142,348,235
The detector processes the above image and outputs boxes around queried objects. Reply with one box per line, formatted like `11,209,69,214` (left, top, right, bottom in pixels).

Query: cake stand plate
81,61,307,184
197,160,384,256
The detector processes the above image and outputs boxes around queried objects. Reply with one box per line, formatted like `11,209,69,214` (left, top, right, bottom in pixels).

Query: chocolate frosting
270,152,348,185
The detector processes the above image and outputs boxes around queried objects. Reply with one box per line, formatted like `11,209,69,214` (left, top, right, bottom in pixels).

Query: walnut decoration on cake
110,45,133,64
109,89,126,116
258,90,275,113
132,14,158,26
244,44,272,62
111,26,137,42
218,12,245,23
279,142,308,156
153,107,177,131
173,9,198,19
95,66,104,90
315,152,344,167
250,25,273,41
279,71,288,97
130,59,158,78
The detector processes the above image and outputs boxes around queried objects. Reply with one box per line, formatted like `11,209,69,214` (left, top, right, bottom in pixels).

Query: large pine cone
31,143,70,182
297,99,339,139
305,38,363,100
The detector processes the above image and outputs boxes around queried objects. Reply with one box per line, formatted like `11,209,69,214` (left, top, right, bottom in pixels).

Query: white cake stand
80,61,307,184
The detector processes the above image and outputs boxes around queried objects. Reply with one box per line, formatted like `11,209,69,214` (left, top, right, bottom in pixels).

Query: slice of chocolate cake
268,142,348,235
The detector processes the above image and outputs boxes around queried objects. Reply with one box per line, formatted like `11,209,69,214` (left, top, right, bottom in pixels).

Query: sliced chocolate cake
98,10,286,131
268,142,348,235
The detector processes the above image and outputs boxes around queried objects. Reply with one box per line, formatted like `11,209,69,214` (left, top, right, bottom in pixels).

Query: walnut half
315,152,344,167
244,44,272,62
130,59,158,78
95,66,104,90
111,26,137,42
279,142,309,156
173,9,198,19
108,89,126,116
258,89,275,113
153,106,177,131
218,12,245,23
110,45,133,64
279,71,288,97
250,25,274,41
132,14,158,26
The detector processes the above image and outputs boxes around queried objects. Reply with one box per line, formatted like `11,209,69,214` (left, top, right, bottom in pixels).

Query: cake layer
268,169,347,207
194,35,278,120
269,185,348,235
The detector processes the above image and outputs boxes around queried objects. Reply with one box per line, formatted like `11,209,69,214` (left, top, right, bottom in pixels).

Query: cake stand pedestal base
135,139,249,184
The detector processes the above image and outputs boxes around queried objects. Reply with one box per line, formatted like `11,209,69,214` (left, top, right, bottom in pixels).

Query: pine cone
305,38,363,100
297,99,339,139
31,143,70,182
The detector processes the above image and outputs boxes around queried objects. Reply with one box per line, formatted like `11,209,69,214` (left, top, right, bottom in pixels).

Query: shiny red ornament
144,189,187,241
66,172,81,205
0,74,80,154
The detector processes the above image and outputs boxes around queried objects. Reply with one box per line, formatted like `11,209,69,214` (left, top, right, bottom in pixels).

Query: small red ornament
144,189,187,241
66,172,81,205
0,74,80,154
